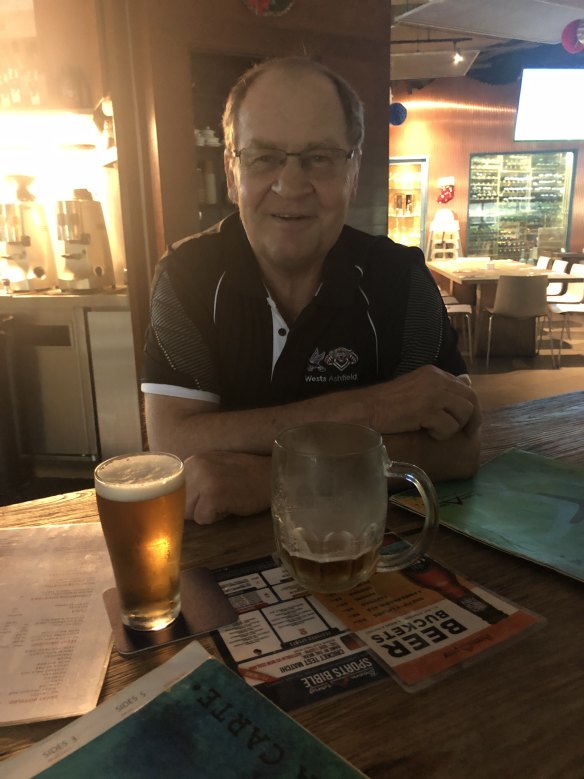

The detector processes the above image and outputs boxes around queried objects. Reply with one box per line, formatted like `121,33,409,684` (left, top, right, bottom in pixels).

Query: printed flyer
211,555,390,711
211,535,544,704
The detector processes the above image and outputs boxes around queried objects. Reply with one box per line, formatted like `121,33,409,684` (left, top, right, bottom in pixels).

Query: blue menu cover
391,448,584,582
2,643,365,779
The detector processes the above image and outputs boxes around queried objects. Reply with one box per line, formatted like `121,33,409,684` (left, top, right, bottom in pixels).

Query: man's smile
270,213,313,221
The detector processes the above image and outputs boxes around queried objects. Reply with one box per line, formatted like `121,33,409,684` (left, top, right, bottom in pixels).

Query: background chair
548,264,584,366
446,302,473,363
547,262,584,304
536,255,551,270
482,274,556,369
548,301,584,367
545,258,569,297
439,289,459,305
547,263,584,339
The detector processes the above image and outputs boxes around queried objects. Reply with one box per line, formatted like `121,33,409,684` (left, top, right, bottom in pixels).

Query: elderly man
142,56,481,524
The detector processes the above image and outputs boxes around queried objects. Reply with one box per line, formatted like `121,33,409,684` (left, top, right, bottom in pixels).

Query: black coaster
103,566,238,657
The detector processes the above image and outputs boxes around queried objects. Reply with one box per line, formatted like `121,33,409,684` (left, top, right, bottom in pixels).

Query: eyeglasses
231,147,356,179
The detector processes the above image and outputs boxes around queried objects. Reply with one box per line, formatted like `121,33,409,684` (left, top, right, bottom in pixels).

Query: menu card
2,641,366,779
209,535,544,702
0,523,114,725
390,448,584,582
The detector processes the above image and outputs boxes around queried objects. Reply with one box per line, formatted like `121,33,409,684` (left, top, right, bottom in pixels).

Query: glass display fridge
388,157,428,248
467,151,575,260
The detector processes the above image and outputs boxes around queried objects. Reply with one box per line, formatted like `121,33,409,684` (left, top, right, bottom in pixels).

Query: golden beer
95,452,186,631
278,543,380,594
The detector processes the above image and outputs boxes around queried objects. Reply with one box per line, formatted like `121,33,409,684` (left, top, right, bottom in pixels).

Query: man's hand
371,365,481,441
184,452,271,525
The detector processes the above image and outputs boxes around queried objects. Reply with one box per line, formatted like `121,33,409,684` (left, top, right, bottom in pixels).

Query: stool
446,303,473,362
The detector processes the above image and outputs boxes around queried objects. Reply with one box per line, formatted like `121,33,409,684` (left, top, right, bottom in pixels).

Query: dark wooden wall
98,0,392,370
139,0,392,248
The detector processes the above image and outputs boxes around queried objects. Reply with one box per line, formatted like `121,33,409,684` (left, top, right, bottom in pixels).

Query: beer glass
95,452,186,631
272,422,439,594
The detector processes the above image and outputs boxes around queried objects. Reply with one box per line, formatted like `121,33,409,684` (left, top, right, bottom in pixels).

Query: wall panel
138,0,391,248
99,0,391,368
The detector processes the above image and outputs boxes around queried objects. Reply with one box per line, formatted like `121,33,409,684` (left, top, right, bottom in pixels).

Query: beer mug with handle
272,422,439,594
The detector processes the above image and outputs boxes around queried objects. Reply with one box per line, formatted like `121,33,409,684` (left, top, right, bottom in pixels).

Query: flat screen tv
514,68,584,141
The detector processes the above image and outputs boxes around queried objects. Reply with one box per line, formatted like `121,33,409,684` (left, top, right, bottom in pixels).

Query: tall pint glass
95,452,186,631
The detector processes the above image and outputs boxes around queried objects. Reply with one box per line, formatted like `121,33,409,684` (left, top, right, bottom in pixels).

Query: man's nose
270,158,314,197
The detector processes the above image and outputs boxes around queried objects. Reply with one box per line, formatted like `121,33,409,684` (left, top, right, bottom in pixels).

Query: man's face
225,69,360,278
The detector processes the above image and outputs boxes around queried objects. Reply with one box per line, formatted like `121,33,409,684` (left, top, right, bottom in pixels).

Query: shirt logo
307,348,327,372
325,346,358,372
308,346,358,373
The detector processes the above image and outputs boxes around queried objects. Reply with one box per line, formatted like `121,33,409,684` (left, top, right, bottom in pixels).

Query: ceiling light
390,50,480,80
453,44,464,64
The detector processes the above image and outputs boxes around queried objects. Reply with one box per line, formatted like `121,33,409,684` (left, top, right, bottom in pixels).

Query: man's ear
224,152,239,205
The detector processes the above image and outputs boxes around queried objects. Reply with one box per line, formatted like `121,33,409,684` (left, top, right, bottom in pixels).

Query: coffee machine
56,189,115,291
0,176,57,291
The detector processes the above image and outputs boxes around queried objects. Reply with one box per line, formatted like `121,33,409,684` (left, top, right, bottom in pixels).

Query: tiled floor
1,315,582,506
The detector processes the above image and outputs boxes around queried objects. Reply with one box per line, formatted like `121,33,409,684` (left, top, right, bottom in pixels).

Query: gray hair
222,56,365,152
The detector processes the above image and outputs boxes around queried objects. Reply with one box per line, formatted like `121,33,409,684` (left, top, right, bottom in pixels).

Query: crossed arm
144,364,482,525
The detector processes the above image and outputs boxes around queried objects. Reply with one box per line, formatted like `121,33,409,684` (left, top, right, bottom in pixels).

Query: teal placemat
391,448,584,582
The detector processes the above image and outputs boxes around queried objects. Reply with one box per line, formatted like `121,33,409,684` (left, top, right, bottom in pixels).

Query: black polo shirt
141,213,466,410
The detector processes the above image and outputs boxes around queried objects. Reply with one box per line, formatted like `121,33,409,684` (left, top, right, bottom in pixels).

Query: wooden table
1,392,584,778
428,258,584,294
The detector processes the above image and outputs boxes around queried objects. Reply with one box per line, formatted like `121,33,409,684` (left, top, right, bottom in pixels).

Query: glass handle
377,453,440,572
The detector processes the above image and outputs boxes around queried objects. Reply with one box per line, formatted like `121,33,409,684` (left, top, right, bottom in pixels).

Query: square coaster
103,566,238,657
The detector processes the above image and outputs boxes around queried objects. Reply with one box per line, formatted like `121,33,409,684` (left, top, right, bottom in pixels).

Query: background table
428,258,584,293
429,260,584,357
1,392,583,778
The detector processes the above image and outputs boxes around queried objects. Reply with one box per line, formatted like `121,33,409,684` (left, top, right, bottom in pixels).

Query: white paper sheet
0,522,114,725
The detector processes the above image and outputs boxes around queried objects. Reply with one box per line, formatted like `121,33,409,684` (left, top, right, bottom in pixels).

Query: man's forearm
153,352,482,529
183,426,481,524
145,365,481,463
145,387,372,461
146,398,480,483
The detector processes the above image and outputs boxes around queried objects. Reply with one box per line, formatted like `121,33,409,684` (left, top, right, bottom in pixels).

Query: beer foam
95,452,184,502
